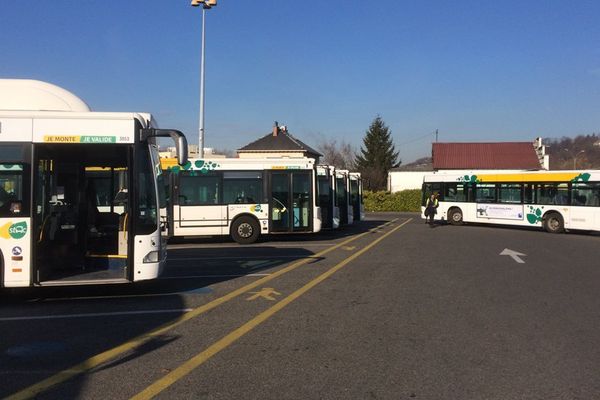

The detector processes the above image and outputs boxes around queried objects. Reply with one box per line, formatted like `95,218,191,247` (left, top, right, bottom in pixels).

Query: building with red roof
432,141,544,170
388,138,548,192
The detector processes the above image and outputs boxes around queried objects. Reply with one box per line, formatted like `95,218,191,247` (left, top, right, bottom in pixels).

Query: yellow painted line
130,218,412,400
6,218,400,400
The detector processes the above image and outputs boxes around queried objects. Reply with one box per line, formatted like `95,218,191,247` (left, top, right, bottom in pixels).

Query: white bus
335,169,354,225
0,79,187,287
316,165,340,229
162,157,322,244
349,172,365,222
422,170,600,233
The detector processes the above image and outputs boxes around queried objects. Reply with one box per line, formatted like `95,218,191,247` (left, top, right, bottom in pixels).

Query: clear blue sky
2,1,600,163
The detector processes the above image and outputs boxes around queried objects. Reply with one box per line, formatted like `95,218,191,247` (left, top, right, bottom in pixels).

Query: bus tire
231,216,260,244
448,207,463,225
544,212,564,234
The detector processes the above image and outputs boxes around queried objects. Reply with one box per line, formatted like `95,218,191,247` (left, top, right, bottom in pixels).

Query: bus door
32,143,131,284
350,178,360,222
570,182,600,229
0,144,31,288
174,171,226,235
336,175,348,225
317,170,333,229
269,171,312,233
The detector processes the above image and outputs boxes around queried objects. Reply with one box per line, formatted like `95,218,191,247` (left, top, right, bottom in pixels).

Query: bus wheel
449,208,463,225
231,216,260,244
544,212,564,234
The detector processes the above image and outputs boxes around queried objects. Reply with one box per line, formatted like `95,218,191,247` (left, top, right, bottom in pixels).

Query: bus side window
443,183,467,202
524,184,535,204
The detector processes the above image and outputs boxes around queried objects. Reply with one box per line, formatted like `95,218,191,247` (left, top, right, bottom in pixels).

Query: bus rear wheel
231,216,260,244
449,208,463,225
544,212,564,234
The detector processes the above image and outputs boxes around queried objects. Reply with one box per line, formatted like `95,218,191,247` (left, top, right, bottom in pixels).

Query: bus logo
0,221,28,239
12,246,22,256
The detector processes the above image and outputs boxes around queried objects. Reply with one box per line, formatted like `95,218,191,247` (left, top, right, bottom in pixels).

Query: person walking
425,193,439,226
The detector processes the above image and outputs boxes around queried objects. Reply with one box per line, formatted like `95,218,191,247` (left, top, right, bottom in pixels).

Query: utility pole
435,129,438,142
191,0,217,158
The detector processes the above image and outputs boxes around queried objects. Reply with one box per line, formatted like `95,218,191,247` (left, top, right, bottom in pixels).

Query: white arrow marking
499,248,526,264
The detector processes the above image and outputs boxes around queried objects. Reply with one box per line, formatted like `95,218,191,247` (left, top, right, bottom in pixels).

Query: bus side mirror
141,129,188,166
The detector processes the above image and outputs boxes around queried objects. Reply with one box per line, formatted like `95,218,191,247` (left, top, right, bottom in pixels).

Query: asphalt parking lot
1,212,600,400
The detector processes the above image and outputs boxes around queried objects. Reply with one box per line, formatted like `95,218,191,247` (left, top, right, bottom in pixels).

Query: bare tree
317,138,356,169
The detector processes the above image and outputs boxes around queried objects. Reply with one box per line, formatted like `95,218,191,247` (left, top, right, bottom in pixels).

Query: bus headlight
143,251,159,263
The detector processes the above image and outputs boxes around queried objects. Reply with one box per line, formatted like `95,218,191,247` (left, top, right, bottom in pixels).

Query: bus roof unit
0,79,91,112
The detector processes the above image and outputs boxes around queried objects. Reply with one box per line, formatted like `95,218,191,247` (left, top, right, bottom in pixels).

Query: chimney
272,121,279,137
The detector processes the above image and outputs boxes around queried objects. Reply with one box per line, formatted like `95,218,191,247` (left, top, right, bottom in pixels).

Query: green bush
364,189,422,212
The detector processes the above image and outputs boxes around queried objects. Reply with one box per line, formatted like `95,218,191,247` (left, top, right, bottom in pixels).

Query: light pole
563,149,585,169
191,0,217,158
573,150,585,169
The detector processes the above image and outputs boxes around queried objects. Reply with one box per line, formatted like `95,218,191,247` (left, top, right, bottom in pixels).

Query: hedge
363,189,422,212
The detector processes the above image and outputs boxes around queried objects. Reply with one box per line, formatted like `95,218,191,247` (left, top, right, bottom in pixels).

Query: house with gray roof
237,122,322,163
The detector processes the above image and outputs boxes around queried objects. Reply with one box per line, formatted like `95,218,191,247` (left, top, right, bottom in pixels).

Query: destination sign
43,135,117,144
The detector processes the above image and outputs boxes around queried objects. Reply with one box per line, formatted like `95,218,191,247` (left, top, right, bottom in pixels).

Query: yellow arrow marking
246,288,281,301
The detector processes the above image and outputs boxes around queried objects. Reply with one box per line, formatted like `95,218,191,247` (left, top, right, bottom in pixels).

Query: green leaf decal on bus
571,173,591,182
526,205,544,224
457,175,480,183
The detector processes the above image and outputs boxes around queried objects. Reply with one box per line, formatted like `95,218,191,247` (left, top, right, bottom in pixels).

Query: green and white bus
335,169,354,225
422,170,600,233
161,157,322,244
0,79,187,287
349,172,365,222
316,165,340,230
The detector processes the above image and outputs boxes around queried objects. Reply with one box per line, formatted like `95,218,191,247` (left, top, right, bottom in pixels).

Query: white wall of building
388,171,429,192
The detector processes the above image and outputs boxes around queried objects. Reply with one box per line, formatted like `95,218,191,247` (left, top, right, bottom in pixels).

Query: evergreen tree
355,116,400,190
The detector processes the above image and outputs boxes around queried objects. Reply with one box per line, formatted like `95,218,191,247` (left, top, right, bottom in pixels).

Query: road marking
499,248,526,263
341,246,356,251
246,288,281,301
130,218,412,400
6,218,399,400
169,255,313,261
159,274,271,279
0,309,194,322
33,275,273,302
168,243,335,250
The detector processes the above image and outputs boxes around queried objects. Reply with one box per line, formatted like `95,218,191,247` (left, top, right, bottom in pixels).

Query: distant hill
391,157,433,171
545,134,600,170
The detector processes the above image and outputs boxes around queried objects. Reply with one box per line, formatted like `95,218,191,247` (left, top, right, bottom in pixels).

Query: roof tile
432,142,541,170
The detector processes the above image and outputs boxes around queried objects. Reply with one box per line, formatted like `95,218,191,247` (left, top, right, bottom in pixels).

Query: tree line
544,134,600,170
